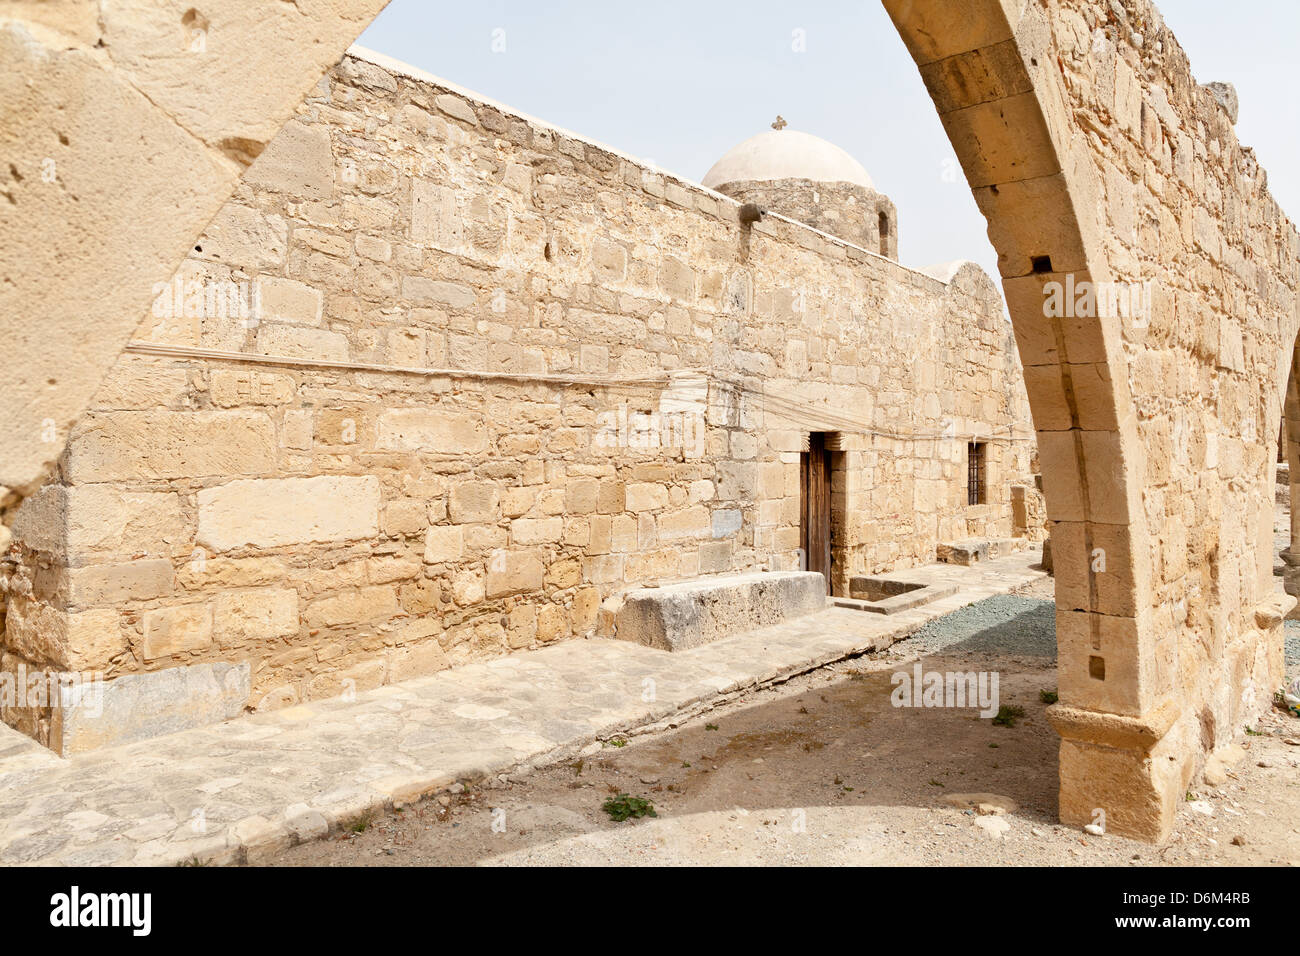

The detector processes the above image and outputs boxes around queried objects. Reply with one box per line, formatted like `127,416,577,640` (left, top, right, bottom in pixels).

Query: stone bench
608,570,827,651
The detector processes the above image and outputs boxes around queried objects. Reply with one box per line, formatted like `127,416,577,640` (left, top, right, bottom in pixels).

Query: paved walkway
0,549,1045,865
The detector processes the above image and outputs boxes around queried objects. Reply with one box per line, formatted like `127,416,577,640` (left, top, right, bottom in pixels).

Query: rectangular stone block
410,180,462,249
303,585,399,628
255,275,323,326
255,323,348,362
65,410,276,482
142,602,214,660
209,369,295,407
243,120,334,199
388,638,451,682
375,408,487,453
510,517,562,545
197,476,380,551
424,525,464,563
485,551,543,597
213,588,300,644
66,559,174,608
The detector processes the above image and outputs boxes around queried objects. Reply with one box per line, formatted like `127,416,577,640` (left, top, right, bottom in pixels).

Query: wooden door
801,432,832,590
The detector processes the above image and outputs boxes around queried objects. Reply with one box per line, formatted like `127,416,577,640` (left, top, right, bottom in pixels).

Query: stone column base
1047,699,1185,842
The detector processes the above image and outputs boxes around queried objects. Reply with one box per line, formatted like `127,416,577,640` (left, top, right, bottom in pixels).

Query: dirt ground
268,574,1300,867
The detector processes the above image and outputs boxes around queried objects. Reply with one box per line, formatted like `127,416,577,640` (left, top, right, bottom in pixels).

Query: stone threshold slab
0,549,1045,866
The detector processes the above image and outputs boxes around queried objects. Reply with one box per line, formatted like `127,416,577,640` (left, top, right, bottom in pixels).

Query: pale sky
359,1,1300,289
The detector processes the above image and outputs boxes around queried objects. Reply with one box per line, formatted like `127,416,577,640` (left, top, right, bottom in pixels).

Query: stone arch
0,0,391,541
882,0,1295,840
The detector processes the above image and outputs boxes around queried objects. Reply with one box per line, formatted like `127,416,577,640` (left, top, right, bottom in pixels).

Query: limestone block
401,276,475,309
410,181,462,248
255,323,349,362
209,369,295,407
281,410,314,450
537,603,570,642
255,275,323,326
384,499,428,536
66,559,174,608
65,410,276,482
93,358,190,410
658,506,710,541
388,639,451,681
196,475,380,551
295,228,352,258
5,599,126,671
424,525,465,563
303,585,400,628
485,552,544,597
449,482,500,523
625,482,668,512
142,603,214,660
201,205,288,270
243,121,334,198
213,588,300,644
434,93,478,126
375,408,487,453
565,479,599,514
511,517,562,545
177,556,287,589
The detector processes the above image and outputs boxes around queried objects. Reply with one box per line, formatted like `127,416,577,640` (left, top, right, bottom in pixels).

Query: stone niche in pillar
703,119,898,259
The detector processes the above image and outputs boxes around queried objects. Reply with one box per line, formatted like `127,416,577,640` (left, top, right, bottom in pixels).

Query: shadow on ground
270,593,1070,866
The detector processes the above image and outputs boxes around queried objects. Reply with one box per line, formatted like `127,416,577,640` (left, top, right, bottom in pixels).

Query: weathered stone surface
255,276,323,326
66,559,174,608
254,323,348,362
486,552,544,598
613,571,827,651
142,603,214,660
5,48,1032,755
242,120,334,198
196,476,380,551
424,525,464,563
375,409,487,453
4,600,125,671
213,589,300,644
209,370,296,407
303,585,399,628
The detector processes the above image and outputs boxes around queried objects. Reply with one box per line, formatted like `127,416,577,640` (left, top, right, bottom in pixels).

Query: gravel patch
1284,620,1300,669
902,595,1056,659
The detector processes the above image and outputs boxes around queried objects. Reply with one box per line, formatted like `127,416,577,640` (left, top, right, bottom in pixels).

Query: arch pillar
1281,360,1300,593
883,0,1185,840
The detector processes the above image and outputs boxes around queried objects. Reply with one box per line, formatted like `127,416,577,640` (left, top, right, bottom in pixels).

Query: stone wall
2,48,1033,747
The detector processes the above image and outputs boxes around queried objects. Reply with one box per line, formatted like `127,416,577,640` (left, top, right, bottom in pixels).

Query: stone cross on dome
771,115,787,130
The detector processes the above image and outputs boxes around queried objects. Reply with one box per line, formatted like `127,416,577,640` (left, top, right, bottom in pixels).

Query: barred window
967,442,987,506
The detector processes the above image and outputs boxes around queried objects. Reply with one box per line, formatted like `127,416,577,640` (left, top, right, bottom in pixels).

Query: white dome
702,129,875,191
